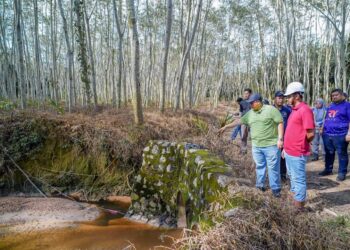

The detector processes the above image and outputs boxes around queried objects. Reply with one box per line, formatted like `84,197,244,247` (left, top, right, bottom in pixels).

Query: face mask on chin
252,102,262,111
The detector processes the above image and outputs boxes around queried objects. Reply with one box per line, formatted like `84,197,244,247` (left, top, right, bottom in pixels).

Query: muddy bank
0,197,100,234
0,196,181,250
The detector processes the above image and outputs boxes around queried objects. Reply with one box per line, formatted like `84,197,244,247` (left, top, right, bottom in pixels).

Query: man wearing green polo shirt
219,93,284,197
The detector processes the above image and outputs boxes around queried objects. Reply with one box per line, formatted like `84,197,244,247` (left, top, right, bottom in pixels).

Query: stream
0,198,182,250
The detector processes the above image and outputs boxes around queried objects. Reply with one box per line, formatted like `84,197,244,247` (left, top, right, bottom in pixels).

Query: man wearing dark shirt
240,88,252,154
274,91,291,181
231,97,243,140
319,89,350,181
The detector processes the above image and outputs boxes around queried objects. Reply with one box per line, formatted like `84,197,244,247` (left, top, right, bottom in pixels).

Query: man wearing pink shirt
283,82,315,210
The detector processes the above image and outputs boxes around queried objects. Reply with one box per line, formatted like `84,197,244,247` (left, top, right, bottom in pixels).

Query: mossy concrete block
129,140,233,227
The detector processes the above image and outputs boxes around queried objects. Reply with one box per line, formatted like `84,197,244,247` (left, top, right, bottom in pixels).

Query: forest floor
0,104,350,248
307,158,350,217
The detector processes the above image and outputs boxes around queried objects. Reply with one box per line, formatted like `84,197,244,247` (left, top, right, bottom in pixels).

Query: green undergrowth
0,115,137,200
324,216,350,238
19,138,130,200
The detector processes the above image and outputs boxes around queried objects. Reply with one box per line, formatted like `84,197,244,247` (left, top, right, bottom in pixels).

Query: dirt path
306,159,350,217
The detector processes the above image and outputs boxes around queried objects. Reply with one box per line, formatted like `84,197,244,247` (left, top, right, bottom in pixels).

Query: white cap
284,82,305,96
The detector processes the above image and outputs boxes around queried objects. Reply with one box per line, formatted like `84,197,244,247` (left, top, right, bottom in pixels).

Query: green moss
0,116,133,199
130,140,233,228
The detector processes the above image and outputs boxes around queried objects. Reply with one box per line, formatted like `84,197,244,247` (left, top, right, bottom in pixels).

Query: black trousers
280,156,287,178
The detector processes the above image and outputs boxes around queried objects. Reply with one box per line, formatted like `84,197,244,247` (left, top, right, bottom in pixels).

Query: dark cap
247,93,262,103
275,91,284,97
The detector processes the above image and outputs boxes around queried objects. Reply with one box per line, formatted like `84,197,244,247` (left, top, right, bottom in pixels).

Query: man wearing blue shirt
319,89,350,181
274,91,291,181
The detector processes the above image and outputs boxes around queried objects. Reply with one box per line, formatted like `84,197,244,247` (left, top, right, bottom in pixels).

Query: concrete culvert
128,140,234,228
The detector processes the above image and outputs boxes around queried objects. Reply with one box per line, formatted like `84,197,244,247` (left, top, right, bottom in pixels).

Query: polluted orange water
0,199,182,250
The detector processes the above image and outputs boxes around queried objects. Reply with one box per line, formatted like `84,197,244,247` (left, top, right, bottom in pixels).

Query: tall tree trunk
127,0,143,125
74,0,91,106
58,0,74,112
50,0,58,101
33,0,42,101
14,0,26,108
83,1,98,107
112,0,124,108
70,0,77,105
160,0,173,113
282,0,291,84
175,0,203,111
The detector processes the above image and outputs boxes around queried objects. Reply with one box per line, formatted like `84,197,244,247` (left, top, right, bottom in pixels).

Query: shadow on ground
306,170,340,190
309,190,350,207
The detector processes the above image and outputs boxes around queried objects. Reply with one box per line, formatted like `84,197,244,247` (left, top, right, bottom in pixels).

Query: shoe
318,170,333,176
336,174,346,181
272,190,281,198
257,187,266,192
281,175,288,183
293,200,305,213
310,156,319,161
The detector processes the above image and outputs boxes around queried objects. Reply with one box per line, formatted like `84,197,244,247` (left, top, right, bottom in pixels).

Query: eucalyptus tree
0,0,349,110
74,0,92,106
14,0,26,108
309,0,349,91
127,0,144,125
58,0,74,111
33,0,43,101
160,0,173,113
112,0,125,108
174,0,203,111
83,0,98,107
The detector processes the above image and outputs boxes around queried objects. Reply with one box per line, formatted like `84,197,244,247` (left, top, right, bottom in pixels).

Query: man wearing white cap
283,82,315,210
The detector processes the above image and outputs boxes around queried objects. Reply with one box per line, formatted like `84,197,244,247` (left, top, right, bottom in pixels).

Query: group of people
219,82,350,211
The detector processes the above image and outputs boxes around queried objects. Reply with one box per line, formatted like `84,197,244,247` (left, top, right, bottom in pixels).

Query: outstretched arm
218,119,241,136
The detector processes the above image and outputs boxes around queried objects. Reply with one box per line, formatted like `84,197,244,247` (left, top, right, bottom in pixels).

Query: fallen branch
1,145,47,198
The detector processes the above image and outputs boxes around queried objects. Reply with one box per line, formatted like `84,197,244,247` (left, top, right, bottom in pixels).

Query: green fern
219,112,234,128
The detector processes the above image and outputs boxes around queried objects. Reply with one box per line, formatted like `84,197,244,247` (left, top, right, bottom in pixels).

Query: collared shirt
240,105,283,147
284,102,315,156
274,105,291,131
323,101,350,136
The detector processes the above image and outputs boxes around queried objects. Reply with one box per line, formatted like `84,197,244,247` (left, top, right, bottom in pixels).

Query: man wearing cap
319,89,350,181
219,93,284,197
283,82,315,210
273,91,291,181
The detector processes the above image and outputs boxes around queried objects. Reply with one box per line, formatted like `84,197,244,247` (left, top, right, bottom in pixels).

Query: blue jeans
252,145,281,192
231,125,241,140
312,132,324,156
285,151,307,202
322,134,348,175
